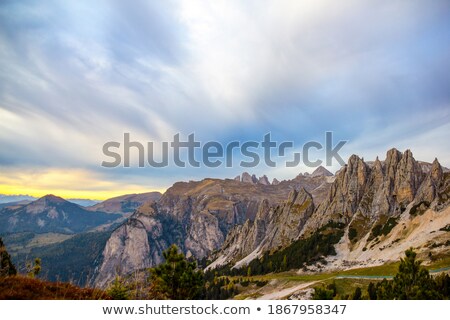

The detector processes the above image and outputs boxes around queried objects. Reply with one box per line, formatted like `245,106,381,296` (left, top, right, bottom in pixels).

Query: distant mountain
310,165,334,177
0,200,32,210
0,194,102,207
87,192,162,215
67,199,101,207
0,195,121,234
0,194,36,204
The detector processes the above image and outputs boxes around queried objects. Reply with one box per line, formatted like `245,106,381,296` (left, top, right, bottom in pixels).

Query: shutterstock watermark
101,132,347,168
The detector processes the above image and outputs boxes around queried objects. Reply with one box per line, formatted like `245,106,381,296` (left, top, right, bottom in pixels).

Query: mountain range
1,148,449,292
0,194,101,206
0,195,120,234
94,148,450,287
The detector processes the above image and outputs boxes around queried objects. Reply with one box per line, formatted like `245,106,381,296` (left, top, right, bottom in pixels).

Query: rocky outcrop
416,158,443,204
95,217,151,288
209,188,315,268
239,172,271,185
300,149,447,240
241,172,254,183
259,175,270,185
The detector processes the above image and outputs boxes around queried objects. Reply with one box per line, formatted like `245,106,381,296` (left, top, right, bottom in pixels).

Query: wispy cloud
0,0,449,197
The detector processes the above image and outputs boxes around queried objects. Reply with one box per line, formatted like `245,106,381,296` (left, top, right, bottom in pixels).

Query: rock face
239,172,271,185
241,172,253,183
95,202,167,287
95,173,334,287
208,188,315,269
258,175,270,185
301,148,448,240
95,218,151,288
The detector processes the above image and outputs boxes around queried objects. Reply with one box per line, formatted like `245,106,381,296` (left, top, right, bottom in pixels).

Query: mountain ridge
94,148,450,287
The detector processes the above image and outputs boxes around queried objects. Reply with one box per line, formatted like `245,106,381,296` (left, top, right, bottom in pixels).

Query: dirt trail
256,281,319,300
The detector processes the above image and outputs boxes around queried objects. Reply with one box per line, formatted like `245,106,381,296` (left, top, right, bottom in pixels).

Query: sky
1,0,450,200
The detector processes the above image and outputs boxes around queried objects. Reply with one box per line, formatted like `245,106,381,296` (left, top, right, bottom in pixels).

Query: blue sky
0,0,449,198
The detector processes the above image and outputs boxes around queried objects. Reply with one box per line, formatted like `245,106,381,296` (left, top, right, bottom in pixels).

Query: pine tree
352,287,362,300
367,282,377,300
281,255,287,271
370,248,442,299
107,276,129,300
312,286,335,300
149,245,203,299
0,237,17,277
391,248,438,299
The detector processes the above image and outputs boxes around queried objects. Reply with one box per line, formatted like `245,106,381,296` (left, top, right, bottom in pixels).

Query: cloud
0,0,449,195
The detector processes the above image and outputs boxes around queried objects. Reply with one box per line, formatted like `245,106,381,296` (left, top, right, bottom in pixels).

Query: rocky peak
241,172,253,183
36,194,68,205
238,172,271,185
241,172,258,183
26,194,71,215
342,155,369,190
384,148,402,182
393,149,423,205
372,156,384,184
272,178,280,185
431,158,443,182
258,175,270,185
311,166,333,177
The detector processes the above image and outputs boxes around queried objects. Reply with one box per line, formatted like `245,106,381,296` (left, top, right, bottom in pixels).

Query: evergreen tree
149,245,203,299
281,255,287,271
391,248,438,299
434,273,450,298
367,282,377,300
107,276,129,300
0,237,17,277
352,287,362,300
312,286,335,300
369,248,444,300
